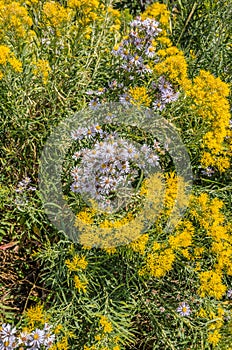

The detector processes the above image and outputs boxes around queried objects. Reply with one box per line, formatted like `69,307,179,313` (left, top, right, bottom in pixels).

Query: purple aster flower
161,90,179,103
119,93,131,105
177,302,191,316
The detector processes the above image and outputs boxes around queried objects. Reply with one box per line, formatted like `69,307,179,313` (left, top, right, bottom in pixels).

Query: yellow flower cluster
129,86,151,107
76,210,94,225
155,46,191,90
139,186,231,283
106,7,121,32
25,0,39,5
198,270,227,300
207,330,221,347
129,233,149,255
73,275,88,293
65,254,88,271
168,220,194,252
83,315,121,349
99,315,113,333
43,1,72,28
49,336,69,350
187,70,231,172
67,0,99,26
65,252,88,293
190,193,232,276
163,172,190,224
0,44,22,79
75,173,164,249
197,306,225,346
189,193,231,299
139,246,175,278
25,303,49,327
141,3,231,172
99,212,134,229
33,59,51,84
0,0,32,39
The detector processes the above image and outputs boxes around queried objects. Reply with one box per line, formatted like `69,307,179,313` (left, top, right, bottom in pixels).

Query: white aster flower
176,302,191,316
28,329,45,348
0,324,17,342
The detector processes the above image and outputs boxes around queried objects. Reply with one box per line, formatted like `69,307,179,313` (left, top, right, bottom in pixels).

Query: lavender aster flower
88,98,101,110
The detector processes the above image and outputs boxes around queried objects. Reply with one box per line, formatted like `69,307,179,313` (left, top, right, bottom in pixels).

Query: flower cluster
0,1,33,39
140,3,170,28
83,314,123,350
0,45,22,80
0,323,55,350
87,14,180,112
65,253,88,293
70,126,160,211
15,177,36,193
187,70,231,172
42,1,72,29
112,17,161,76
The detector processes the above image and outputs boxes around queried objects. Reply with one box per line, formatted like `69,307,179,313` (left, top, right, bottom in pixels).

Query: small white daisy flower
177,302,191,316
28,328,45,348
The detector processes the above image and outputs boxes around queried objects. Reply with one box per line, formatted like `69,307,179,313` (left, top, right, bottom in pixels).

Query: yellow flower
104,247,117,254
8,57,22,72
99,315,113,333
187,70,231,171
76,210,94,224
54,324,63,334
157,36,172,47
0,45,11,65
197,308,207,318
65,254,88,271
56,336,69,350
67,0,99,27
144,248,175,278
190,49,196,59
94,334,101,341
74,275,88,293
155,47,190,89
